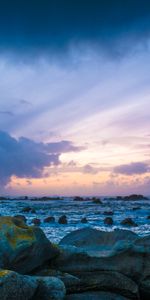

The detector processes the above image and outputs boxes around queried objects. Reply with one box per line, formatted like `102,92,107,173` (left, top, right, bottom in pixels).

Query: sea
0,197,150,243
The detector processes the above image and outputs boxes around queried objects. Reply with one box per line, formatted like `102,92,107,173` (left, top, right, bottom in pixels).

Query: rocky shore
0,215,149,299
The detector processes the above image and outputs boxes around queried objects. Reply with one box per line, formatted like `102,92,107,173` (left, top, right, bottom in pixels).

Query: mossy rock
0,216,59,274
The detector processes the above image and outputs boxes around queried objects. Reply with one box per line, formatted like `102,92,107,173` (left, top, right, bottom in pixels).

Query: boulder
33,276,66,300
69,270,139,299
0,216,59,274
121,218,138,227
59,215,68,224
65,291,130,300
59,228,137,249
92,198,102,204
104,217,113,225
0,269,38,300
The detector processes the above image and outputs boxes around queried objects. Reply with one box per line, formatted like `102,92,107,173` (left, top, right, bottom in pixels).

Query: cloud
82,164,99,174
114,162,150,175
0,131,81,187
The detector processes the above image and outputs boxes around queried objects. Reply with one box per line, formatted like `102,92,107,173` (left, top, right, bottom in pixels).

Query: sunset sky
0,0,150,196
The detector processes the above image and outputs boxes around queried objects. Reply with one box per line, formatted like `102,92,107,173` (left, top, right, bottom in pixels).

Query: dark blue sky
0,1,150,195
0,0,150,52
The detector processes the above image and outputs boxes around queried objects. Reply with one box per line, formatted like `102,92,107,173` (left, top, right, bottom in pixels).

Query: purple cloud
114,162,150,175
0,131,81,187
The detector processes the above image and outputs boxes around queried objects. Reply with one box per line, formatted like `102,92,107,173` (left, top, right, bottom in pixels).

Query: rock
0,216,59,274
121,218,138,227
70,271,139,299
147,215,150,219
103,211,114,215
92,198,102,204
32,218,41,225
33,276,66,300
59,228,137,249
123,194,148,201
0,269,38,300
65,291,130,300
132,207,140,211
44,216,55,223
14,214,27,223
73,197,84,201
21,206,32,213
81,217,88,223
59,215,68,224
31,208,36,213
32,268,80,294
104,217,113,225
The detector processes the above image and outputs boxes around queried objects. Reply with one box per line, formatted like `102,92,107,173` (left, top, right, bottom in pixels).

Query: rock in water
0,269,38,300
0,216,59,274
104,217,113,225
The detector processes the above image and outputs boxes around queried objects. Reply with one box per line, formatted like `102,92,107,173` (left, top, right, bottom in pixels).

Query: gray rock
33,276,66,300
59,228,137,249
0,269,38,300
0,216,59,274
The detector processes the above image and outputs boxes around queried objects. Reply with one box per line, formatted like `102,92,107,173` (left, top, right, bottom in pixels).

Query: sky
0,0,150,196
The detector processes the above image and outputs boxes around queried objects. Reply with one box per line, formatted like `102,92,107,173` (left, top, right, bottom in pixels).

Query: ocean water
0,197,150,243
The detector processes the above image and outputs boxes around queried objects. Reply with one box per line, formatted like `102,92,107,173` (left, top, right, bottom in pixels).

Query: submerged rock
0,216,59,274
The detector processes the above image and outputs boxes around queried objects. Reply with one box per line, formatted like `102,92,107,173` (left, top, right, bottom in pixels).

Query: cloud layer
0,131,80,186
114,162,150,175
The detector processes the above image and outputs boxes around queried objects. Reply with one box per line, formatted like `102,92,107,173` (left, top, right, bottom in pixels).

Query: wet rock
0,216,59,274
33,276,66,300
121,218,138,227
0,269,38,300
147,215,150,219
44,216,55,223
104,217,113,225
65,291,130,300
81,217,88,223
59,215,68,224
32,218,41,226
